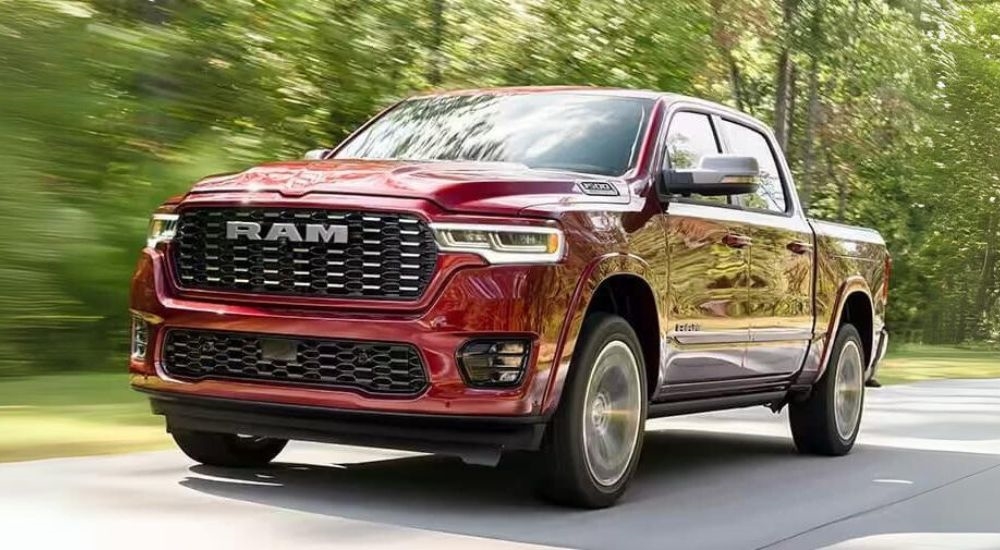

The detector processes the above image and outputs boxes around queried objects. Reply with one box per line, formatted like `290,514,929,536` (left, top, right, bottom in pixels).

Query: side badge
577,181,620,196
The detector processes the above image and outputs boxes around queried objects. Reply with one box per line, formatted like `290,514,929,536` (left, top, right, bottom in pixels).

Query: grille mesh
162,329,428,394
172,208,437,299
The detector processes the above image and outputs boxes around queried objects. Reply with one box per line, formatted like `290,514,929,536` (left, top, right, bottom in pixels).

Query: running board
648,391,787,419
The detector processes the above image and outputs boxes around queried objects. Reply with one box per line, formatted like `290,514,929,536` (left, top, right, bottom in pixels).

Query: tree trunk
797,5,824,208
957,280,971,344
726,50,746,112
837,177,846,222
138,0,171,24
823,145,847,222
428,0,445,86
799,57,821,207
773,0,799,151
972,212,998,340
709,0,745,111
774,49,793,151
788,63,798,153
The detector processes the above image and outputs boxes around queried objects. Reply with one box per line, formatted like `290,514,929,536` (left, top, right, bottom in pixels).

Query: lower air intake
162,329,428,395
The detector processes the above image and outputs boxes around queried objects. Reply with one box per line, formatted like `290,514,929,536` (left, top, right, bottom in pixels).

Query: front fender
539,253,662,414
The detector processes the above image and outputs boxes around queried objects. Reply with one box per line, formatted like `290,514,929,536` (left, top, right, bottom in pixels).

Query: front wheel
789,324,866,455
171,429,287,468
537,313,647,508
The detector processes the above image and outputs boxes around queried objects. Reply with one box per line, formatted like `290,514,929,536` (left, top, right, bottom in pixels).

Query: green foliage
878,343,1000,385
0,0,997,376
0,372,168,462
873,2,1000,344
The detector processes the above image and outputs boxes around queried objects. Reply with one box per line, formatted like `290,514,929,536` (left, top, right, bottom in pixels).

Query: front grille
172,208,438,299
162,329,428,394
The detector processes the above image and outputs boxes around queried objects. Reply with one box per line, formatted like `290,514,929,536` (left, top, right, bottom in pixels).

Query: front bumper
129,240,576,418
143,388,547,461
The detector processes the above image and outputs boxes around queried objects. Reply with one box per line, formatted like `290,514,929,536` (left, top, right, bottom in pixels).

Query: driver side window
664,112,728,205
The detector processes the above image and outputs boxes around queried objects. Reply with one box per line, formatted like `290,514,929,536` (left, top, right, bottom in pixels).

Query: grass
0,373,169,463
1,344,998,463
877,343,1000,385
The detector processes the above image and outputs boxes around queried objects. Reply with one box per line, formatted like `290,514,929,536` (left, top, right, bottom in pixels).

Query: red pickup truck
130,87,890,508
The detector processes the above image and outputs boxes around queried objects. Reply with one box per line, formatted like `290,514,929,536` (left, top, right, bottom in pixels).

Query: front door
658,111,753,388
664,204,753,384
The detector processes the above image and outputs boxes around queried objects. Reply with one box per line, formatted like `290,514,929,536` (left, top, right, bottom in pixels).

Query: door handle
722,233,752,249
787,241,814,255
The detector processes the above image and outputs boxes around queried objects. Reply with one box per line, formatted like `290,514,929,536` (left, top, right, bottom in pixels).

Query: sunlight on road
1,379,998,550
655,379,1000,457
820,533,1000,550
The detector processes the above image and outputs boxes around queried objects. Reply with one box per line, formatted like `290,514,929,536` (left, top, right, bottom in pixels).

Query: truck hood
189,159,630,216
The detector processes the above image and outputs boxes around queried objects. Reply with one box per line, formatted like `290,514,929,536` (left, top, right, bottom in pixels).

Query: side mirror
303,149,331,161
660,155,760,197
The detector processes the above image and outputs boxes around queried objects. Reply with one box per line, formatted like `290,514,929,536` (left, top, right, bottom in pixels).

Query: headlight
430,223,565,264
147,213,179,248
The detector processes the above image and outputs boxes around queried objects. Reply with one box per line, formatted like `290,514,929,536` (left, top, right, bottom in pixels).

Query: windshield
334,93,655,177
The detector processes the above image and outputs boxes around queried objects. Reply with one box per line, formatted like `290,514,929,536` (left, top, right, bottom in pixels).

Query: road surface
2,379,999,550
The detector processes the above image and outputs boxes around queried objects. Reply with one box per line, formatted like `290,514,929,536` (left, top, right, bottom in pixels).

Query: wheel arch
817,277,876,381
841,292,874,367
541,254,664,414
582,274,661,397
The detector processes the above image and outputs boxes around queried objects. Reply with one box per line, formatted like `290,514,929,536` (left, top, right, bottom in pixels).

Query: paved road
2,379,999,550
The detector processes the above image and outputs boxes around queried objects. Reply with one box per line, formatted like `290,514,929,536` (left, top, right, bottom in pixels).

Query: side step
648,391,787,419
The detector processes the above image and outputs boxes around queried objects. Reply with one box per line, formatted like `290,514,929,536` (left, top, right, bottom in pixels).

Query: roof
411,85,667,101
409,86,749,118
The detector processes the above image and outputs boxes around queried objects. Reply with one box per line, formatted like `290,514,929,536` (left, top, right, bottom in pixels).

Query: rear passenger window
722,121,787,213
665,112,727,205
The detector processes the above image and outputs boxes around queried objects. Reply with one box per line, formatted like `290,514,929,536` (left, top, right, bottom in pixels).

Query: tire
537,313,647,508
171,429,287,468
789,324,866,456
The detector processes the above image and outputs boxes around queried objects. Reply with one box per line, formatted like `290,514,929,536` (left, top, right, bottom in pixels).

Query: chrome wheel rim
582,341,642,487
834,340,864,440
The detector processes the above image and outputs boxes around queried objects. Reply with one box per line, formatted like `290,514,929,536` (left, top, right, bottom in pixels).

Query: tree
1,0,998,378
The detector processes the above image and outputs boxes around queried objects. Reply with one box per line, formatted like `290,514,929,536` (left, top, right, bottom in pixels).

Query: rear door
661,111,754,387
720,118,814,377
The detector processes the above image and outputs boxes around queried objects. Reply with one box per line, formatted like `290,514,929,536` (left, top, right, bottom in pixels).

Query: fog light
131,315,150,360
458,339,530,387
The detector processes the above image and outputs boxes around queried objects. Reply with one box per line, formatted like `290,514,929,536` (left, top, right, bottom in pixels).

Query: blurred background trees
0,0,998,377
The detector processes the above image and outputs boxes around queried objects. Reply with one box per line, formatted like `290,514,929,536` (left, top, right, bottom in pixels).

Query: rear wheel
171,429,287,467
537,313,647,508
789,324,866,455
